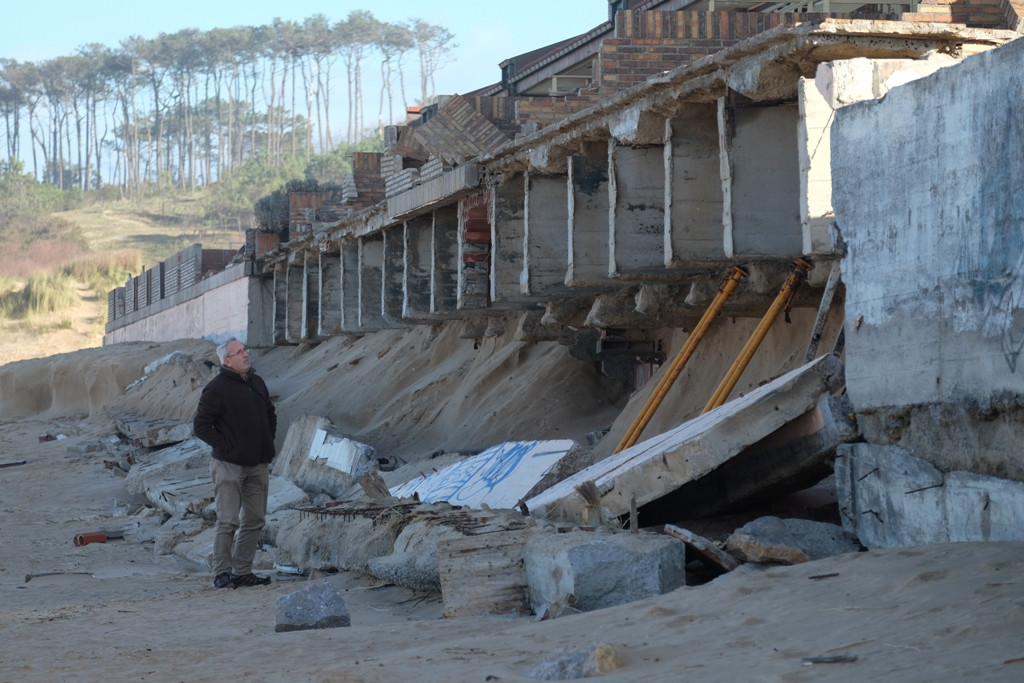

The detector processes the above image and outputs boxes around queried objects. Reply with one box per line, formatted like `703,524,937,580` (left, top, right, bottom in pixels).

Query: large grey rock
725,516,860,565
275,580,351,632
524,529,686,613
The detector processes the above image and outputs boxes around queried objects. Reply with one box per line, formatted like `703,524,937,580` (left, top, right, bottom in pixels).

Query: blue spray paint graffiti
390,440,577,509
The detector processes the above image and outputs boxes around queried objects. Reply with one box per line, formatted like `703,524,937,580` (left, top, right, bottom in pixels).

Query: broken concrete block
115,412,195,448
273,509,399,574
527,354,844,524
154,516,207,556
367,518,467,593
837,443,1024,548
124,437,210,496
275,581,351,632
835,443,948,548
389,439,588,510
271,414,377,498
524,529,687,613
725,516,860,565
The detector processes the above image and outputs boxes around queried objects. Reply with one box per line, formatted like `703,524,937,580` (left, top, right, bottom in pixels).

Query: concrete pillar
302,252,320,340
724,96,802,258
319,250,341,336
798,78,834,256
382,226,407,326
340,238,360,333
272,265,287,345
358,235,387,329
285,260,304,343
434,204,461,314
666,104,725,266
567,145,611,288
490,173,525,305
523,171,570,297
247,274,274,348
403,215,434,321
610,139,666,278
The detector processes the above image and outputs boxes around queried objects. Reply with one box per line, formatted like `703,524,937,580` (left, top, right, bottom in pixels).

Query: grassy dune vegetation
0,168,247,363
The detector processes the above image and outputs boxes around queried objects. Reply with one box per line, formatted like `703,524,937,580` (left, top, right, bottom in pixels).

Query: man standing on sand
193,337,277,589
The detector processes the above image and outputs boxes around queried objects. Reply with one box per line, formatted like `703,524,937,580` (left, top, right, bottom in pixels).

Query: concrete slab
527,354,845,524
144,472,308,520
124,437,210,496
115,412,194,448
389,439,589,510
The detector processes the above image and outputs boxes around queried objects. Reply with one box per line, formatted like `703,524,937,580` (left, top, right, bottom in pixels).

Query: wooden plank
437,529,531,618
663,523,741,572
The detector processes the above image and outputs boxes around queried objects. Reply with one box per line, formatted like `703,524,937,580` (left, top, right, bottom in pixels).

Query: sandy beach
1,337,1023,682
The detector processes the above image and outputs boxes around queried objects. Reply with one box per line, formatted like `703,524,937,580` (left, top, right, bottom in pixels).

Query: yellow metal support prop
613,265,748,453
702,258,814,414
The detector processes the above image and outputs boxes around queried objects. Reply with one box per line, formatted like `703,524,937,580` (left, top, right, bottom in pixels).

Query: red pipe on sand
73,532,107,546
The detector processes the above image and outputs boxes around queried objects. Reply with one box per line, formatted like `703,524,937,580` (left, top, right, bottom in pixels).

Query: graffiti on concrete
389,439,578,509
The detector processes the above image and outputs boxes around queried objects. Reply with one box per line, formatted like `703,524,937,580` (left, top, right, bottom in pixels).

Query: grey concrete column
319,250,341,336
358,234,387,330
609,139,666,278
302,252,320,340
666,104,726,267
247,273,274,348
382,226,408,326
725,95,802,258
568,146,611,288
339,238,360,333
523,171,571,298
434,204,461,315
489,173,525,306
285,260,304,343
272,265,287,345
403,215,434,321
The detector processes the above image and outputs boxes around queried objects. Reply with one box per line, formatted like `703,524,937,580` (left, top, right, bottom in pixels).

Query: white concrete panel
390,439,582,510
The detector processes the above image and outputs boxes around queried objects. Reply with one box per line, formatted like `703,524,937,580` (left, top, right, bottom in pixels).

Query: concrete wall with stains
832,39,1024,477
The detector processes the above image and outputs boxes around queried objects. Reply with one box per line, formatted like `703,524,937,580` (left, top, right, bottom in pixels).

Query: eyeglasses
225,347,249,359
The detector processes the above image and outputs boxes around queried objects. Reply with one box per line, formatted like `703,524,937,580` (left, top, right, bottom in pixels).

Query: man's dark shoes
214,572,235,589
232,573,271,587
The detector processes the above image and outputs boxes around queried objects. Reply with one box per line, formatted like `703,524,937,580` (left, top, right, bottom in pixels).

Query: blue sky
5,0,611,96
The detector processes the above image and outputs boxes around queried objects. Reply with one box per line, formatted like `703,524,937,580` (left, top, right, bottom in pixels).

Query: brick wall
351,152,386,208
599,8,1020,95
601,11,836,94
515,95,600,130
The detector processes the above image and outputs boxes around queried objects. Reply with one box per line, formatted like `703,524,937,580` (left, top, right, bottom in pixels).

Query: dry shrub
0,271,78,318
67,250,141,293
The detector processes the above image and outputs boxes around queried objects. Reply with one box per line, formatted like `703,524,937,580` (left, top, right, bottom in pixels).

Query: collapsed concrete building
101,1,1024,606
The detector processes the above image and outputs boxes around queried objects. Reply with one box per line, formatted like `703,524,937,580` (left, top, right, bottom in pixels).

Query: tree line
0,11,455,199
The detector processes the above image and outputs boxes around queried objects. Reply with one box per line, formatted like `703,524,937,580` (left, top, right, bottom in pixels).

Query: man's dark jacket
193,366,277,466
